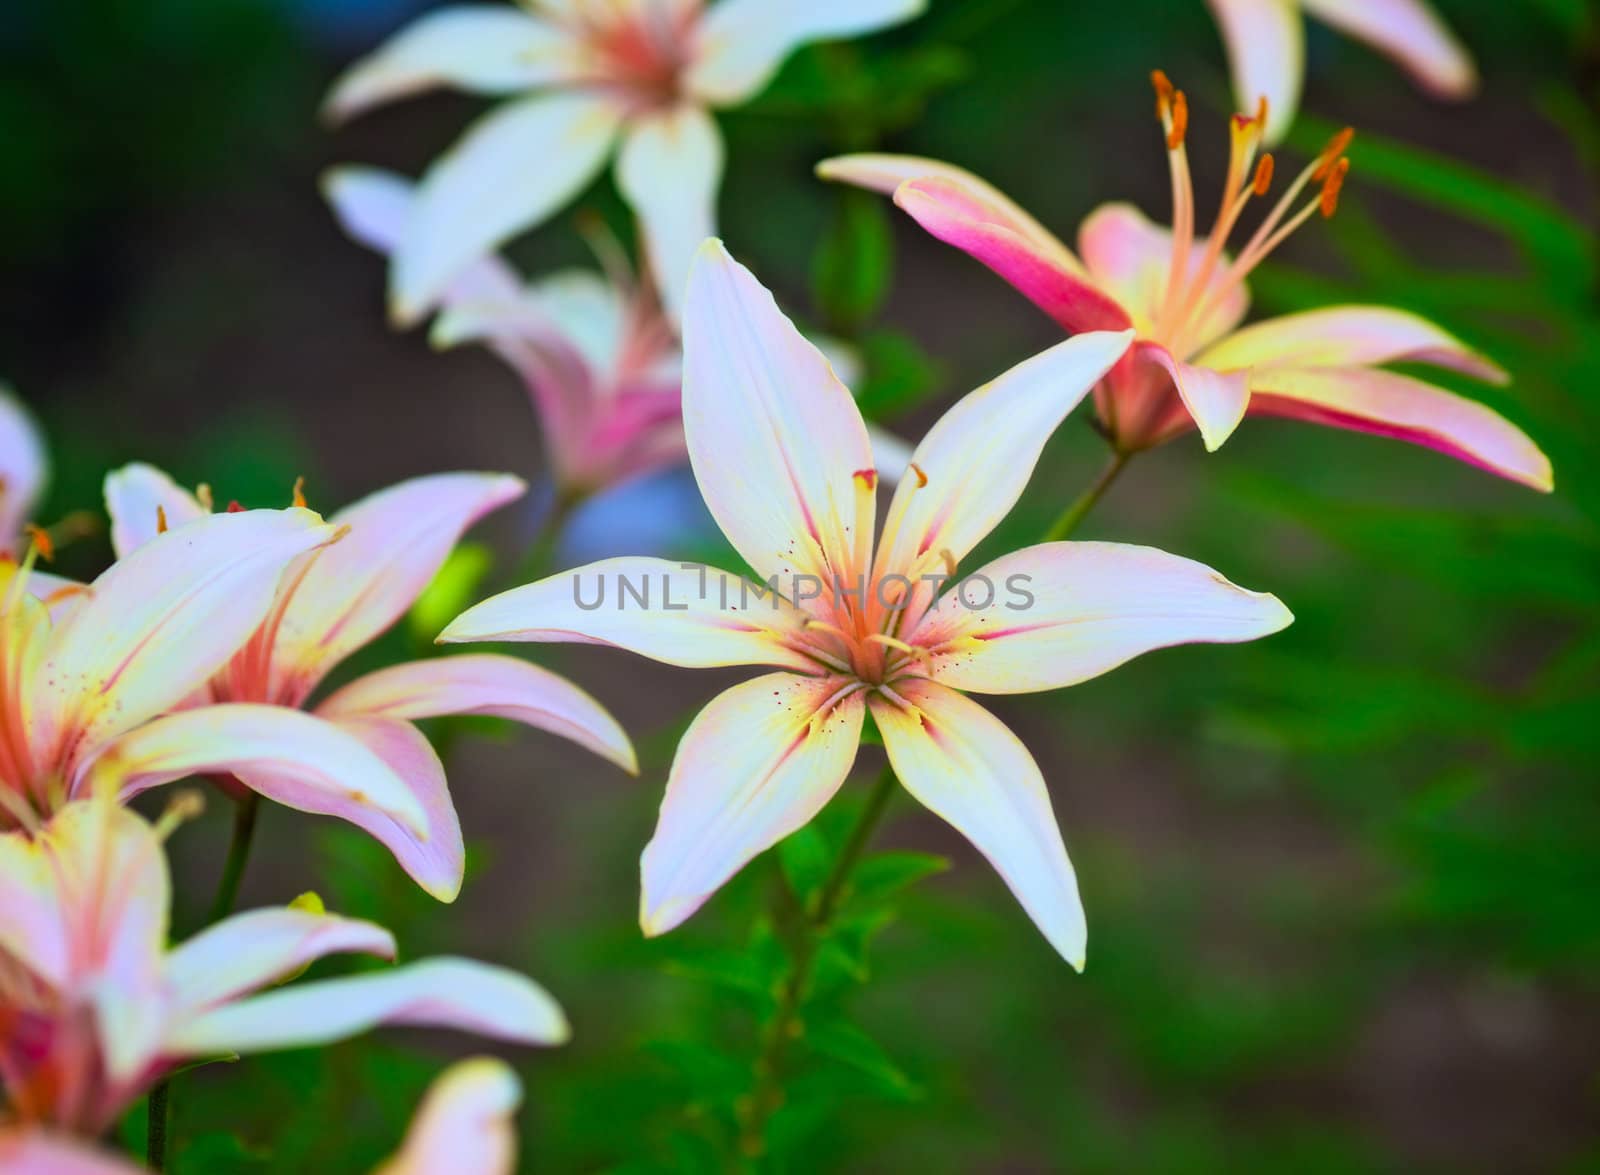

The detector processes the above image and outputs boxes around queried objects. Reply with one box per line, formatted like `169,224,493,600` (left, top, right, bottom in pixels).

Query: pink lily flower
0,1057,524,1175
101,467,638,902
1207,0,1477,143
440,242,1293,967
323,0,925,324
325,168,685,495
0,800,566,1137
0,387,46,560
0,507,438,836
818,79,1552,492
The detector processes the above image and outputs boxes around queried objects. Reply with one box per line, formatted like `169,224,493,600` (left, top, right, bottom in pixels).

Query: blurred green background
4,0,1598,1170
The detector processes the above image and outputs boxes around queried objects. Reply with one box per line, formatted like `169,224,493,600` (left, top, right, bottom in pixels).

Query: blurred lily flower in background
0,389,47,560
101,465,637,901
0,800,566,1135
821,72,1551,491
323,0,926,323
440,241,1294,967
1206,0,1477,143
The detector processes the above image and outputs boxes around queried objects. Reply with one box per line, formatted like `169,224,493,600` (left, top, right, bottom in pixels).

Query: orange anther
291,476,307,509
1319,157,1349,218
1166,90,1188,150
1150,69,1174,117
1313,127,1355,181
23,524,53,562
156,505,169,534
909,462,928,488
1252,153,1275,196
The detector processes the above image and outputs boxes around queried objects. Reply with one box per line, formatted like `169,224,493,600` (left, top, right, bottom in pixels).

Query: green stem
1041,450,1132,543
146,790,259,1170
146,1079,169,1171
737,766,898,1161
207,791,260,925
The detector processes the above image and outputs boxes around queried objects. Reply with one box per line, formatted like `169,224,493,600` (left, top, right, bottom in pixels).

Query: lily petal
321,167,524,309
642,672,864,936
165,957,570,1057
439,557,819,673
323,5,577,123
41,509,335,777
375,1059,522,1175
270,472,525,695
616,105,724,323
1205,0,1306,144
870,679,1086,968
0,1130,145,1175
166,908,397,1014
1143,344,1252,452
0,801,166,991
0,387,47,551
891,176,1132,335
96,703,429,840
393,93,623,325
1246,366,1553,491
685,0,925,106
1301,0,1477,97
1195,305,1507,382
318,654,636,774
681,241,875,585
909,541,1293,694
1078,202,1249,348
103,463,207,557
875,330,1133,587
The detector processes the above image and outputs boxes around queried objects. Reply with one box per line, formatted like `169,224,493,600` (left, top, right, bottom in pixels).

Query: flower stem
146,1079,169,1170
207,791,260,925
737,765,898,1160
1041,450,1132,543
145,789,260,1170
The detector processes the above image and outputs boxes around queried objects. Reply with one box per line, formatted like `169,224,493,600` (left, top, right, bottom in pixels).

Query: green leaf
662,945,780,1005
846,851,950,911
805,1017,922,1101
406,541,493,643
854,329,943,420
779,824,832,904
810,188,893,332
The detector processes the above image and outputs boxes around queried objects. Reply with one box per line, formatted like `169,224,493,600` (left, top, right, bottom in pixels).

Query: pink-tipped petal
102,463,207,557
392,93,623,325
681,242,875,585
439,557,818,673
1301,0,1477,97
1206,0,1306,144
321,167,525,311
875,330,1134,585
685,0,925,106
317,654,636,774
0,387,47,552
322,5,577,123
96,704,429,840
910,541,1292,694
616,104,724,323
894,177,1132,335
166,908,397,1014
165,957,570,1058
269,472,525,694
1247,366,1553,491
1196,305,1507,382
1143,344,1252,452
1078,202,1250,349
641,672,864,936
870,680,1086,968
0,1130,146,1175
41,509,336,779
375,1059,522,1175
